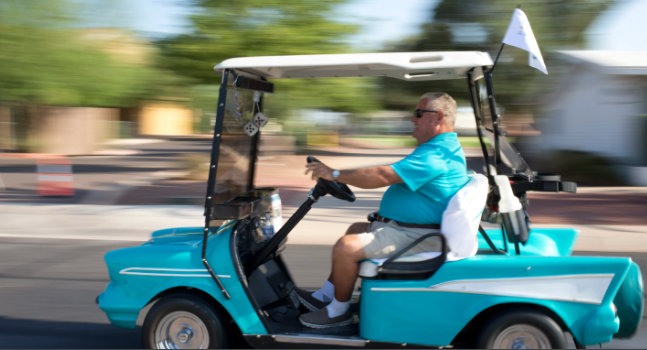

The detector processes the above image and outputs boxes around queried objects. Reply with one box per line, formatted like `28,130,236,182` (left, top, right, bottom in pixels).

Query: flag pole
491,44,505,73
491,4,521,73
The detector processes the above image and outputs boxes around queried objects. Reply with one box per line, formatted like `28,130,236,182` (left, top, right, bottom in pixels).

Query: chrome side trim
370,288,432,292
371,274,615,305
427,273,615,289
119,267,230,278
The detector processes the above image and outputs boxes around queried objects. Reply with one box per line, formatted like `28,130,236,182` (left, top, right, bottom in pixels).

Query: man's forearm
338,166,401,189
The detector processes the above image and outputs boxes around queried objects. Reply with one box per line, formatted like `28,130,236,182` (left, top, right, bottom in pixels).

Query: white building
539,50,647,183
535,0,647,185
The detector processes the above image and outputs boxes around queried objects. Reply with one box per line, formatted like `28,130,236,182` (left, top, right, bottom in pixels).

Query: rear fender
479,228,579,256
361,255,630,346
613,261,644,339
566,258,637,345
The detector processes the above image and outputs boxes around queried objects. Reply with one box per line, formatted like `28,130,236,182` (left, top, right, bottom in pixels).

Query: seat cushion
359,252,441,278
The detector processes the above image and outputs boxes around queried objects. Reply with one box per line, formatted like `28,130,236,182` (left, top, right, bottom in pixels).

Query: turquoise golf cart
97,52,643,349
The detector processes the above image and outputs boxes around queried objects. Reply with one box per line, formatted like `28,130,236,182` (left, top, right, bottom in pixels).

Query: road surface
0,237,644,349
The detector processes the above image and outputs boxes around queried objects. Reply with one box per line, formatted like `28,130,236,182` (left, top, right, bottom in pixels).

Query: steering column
245,157,355,275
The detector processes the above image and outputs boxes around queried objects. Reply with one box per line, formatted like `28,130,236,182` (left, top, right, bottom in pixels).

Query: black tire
476,310,567,349
142,294,230,349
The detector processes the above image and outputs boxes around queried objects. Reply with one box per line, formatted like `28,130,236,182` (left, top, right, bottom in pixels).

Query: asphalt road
0,237,644,349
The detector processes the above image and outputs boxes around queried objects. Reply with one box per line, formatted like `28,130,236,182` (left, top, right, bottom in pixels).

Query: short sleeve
390,145,447,192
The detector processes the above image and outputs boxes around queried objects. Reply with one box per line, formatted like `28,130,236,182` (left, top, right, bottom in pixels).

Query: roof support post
483,68,503,175
202,69,231,299
467,69,492,177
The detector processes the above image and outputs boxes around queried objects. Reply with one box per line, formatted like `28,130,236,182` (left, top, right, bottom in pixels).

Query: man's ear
436,111,445,124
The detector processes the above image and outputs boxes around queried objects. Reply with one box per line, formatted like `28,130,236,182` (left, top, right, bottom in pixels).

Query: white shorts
357,220,442,259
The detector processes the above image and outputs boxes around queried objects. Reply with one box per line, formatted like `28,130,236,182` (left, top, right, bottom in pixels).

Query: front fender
98,226,266,334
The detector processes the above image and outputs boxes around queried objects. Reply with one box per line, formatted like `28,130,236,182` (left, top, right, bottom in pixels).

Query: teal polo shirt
378,132,469,225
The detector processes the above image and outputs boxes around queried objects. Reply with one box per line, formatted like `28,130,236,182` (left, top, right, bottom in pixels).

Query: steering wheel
307,156,356,202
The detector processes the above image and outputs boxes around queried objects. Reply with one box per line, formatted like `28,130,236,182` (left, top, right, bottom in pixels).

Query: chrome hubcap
177,329,192,343
155,311,209,349
493,324,551,349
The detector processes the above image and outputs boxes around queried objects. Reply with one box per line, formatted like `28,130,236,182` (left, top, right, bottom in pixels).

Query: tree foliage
380,0,614,112
0,0,172,107
157,0,379,116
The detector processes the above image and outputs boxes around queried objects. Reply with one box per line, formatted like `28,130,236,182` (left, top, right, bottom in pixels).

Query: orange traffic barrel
37,158,74,196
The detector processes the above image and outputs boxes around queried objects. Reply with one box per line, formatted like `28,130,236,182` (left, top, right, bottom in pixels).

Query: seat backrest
441,174,489,261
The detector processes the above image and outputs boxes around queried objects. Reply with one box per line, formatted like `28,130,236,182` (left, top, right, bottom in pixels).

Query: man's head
411,92,457,144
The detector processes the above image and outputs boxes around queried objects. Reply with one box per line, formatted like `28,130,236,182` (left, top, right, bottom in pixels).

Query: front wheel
143,294,229,349
476,311,567,349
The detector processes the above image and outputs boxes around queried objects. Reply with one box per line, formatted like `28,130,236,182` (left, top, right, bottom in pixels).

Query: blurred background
0,0,646,189
1,1,647,348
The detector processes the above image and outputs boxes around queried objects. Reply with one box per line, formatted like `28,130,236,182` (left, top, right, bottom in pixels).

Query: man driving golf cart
297,92,474,328
97,51,642,349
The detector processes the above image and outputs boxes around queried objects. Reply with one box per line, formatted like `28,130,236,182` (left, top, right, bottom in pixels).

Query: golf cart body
97,52,643,348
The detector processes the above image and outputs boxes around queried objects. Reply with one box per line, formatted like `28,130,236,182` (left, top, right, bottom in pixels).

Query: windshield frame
204,70,274,221
200,69,274,298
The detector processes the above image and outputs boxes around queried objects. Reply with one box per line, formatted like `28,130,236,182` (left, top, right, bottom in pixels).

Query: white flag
502,9,548,74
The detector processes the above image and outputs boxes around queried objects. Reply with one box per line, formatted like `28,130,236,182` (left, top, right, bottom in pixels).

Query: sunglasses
414,109,439,118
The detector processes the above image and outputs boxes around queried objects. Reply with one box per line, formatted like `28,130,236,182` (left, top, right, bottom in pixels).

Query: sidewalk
1,186,647,253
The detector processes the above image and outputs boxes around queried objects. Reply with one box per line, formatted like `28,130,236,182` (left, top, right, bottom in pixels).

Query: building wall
540,67,647,164
139,103,193,136
0,106,13,150
34,106,119,155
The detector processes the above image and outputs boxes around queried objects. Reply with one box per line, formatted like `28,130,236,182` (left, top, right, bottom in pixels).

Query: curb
90,149,140,156
1,150,140,158
0,153,66,159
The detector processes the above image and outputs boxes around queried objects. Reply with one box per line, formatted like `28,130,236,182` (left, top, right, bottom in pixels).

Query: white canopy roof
214,51,493,81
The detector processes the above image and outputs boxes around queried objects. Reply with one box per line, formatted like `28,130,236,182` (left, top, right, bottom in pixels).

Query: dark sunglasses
414,109,439,118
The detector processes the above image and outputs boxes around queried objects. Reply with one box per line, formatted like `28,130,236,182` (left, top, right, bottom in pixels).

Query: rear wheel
476,311,567,349
142,294,229,349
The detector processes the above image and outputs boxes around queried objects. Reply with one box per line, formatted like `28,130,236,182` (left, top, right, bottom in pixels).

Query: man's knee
333,235,365,261
345,222,369,235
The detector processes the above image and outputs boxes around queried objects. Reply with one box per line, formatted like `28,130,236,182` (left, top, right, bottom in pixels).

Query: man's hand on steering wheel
305,162,335,182
304,156,355,202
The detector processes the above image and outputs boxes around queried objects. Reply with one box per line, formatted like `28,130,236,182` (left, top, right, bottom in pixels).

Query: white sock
326,297,350,318
311,280,335,302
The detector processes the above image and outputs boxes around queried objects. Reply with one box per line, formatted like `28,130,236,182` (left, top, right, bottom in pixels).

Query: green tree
0,0,171,107
157,0,379,116
0,0,187,151
380,0,613,111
